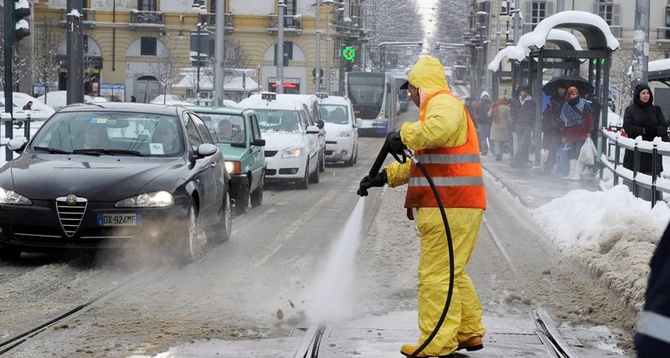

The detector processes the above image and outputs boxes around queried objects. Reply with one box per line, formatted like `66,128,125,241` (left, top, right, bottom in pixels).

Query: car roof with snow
315,94,352,106
238,93,316,111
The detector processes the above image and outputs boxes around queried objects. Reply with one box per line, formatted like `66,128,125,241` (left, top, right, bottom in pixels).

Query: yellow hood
407,56,449,94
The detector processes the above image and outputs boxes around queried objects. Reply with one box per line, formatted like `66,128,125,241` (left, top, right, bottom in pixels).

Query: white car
238,92,321,189
0,92,56,121
34,91,98,111
316,94,361,166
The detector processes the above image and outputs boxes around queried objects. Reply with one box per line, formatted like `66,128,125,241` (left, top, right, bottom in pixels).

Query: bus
451,65,468,86
344,71,397,136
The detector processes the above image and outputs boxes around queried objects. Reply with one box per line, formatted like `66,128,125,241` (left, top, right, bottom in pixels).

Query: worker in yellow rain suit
358,56,486,357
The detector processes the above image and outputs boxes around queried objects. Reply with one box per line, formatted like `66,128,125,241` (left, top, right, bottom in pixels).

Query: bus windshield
347,75,385,106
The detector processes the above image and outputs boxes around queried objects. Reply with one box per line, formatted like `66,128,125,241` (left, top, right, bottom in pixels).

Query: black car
0,102,232,262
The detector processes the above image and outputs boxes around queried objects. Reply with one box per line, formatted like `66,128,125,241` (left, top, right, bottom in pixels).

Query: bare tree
31,20,62,98
0,35,30,91
609,48,634,116
147,35,180,104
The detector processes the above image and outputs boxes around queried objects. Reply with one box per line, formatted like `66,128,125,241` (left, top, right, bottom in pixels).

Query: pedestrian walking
560,86,593,180
510,86,536,168
489,96,511,161
542,86,566,173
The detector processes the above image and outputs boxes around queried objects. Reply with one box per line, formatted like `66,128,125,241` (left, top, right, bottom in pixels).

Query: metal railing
201,13,234,32
130,10,165,29
60,8,97,27
268,14,303,33
600,128,670,207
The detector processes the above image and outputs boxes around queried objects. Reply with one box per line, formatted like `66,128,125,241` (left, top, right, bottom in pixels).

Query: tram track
0,266,169,356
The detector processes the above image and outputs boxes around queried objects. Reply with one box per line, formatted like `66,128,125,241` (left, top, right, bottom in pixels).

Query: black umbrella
542,74,594,96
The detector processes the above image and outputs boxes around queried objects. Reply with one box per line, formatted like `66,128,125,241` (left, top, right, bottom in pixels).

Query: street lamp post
196,13,203,105
325,0,331,93
276,0,286,94
315,0,321,92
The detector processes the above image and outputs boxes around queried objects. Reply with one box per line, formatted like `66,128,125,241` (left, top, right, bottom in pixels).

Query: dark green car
192,106,266,215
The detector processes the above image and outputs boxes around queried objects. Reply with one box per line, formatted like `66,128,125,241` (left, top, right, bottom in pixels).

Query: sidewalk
480,153,600,209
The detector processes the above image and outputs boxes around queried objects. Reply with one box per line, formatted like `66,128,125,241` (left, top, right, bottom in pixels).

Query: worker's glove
386,131,406,155
357,170,388,197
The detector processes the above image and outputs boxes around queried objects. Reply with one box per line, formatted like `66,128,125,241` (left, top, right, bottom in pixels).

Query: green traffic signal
342,46,356,61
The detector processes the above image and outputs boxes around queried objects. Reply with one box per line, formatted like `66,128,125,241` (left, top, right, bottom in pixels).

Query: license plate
97,213,141,227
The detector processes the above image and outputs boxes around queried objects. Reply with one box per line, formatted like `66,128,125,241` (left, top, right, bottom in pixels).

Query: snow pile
531,185,670,311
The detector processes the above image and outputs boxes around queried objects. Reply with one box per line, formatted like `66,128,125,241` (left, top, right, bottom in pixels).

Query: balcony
129,10,166,32
657,27,670,45
200,13,235,33
268,14,302,34
60,8,96,28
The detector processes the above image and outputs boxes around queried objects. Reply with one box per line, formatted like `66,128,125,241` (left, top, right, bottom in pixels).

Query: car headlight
115,190,174,208
282,147,304,158
0,187,32,205
225,161,242,174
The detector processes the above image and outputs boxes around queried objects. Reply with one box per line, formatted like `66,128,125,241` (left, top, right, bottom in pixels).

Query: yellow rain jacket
384,56,486,356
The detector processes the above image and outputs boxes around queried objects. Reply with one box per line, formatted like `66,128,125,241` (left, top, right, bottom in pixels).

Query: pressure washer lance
365,142,455,358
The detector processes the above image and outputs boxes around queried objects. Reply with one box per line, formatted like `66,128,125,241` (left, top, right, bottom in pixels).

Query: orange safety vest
404,89,486,209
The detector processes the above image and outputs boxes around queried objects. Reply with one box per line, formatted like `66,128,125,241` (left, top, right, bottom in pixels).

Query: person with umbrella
559,86,593,180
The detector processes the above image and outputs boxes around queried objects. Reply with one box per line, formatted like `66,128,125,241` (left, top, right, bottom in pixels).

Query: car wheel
319,149,326,172
0,245,21,261
345,148,355,167
235,181,250,215
250,174,264,208
177,203,199,263
208,189,232,244
309,157,320,183
296,159,309,190
353,146,358,164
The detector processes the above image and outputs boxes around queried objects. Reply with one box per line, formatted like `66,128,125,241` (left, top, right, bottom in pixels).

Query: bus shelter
489,11,619,167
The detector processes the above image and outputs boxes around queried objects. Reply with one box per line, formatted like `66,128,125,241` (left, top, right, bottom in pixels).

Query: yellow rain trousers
384,55,486,356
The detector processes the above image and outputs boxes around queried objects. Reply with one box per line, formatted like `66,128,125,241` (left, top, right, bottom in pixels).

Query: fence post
613,135,621,186
651,144,659,207
633,142,640,197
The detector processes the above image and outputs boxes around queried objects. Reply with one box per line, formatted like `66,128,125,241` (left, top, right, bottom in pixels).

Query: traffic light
342,46,356,61
434,42,441,51
14,0,31,42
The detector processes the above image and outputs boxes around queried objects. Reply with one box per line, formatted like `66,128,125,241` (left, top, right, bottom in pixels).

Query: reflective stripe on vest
404,89,486,209
637,310,670,344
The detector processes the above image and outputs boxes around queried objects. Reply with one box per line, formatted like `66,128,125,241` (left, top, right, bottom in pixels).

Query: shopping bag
555,145,570,175
578,137,596,165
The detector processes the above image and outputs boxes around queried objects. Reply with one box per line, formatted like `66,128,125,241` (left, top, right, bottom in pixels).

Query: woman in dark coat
622,83,668,201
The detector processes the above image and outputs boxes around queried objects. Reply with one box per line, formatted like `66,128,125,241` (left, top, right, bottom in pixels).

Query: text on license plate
97,213,141,226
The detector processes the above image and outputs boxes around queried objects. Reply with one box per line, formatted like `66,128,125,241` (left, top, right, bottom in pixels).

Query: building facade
28,0,364,103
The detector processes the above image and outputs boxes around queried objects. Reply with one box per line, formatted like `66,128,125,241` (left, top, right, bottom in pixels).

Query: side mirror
316,119,325,129
8,137,27,152
355,118,363,127
306,125,320,134
196,143,218,157
253,138,266,146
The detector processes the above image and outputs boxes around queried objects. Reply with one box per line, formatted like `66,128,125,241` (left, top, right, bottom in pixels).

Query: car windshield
198,113,246,144
320,104,349,124
254,109,302,133
29,111,184,157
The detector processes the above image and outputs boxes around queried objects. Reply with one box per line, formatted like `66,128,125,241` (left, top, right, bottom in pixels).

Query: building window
530,1,547,25
596,0,614,25
140,37,157,56
138,0,157,11
284,0,296,26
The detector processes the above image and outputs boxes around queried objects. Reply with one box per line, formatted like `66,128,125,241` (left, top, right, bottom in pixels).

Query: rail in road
0,267,165,355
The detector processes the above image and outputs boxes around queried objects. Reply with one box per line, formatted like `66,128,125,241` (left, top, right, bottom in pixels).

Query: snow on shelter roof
488,29,583,72
530,11,620,51
648,58,670,82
